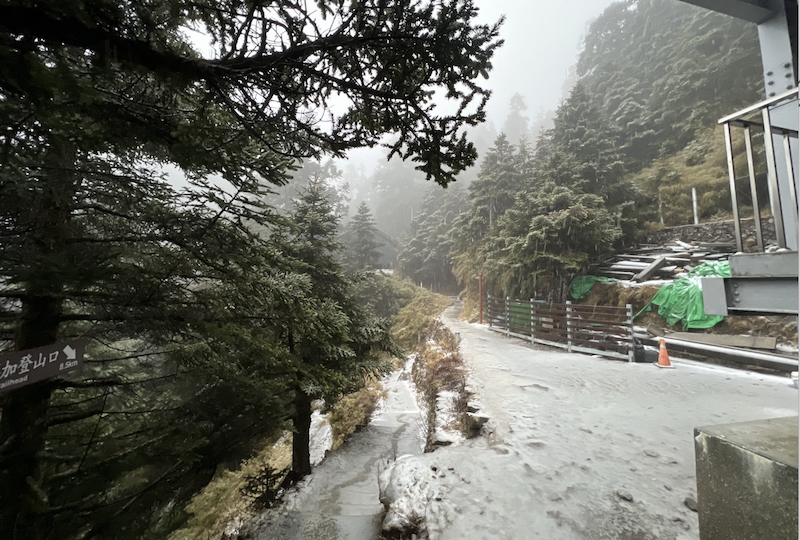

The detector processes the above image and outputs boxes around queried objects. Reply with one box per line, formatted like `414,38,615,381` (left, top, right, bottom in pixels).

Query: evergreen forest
0,0,771,539
0,1,500,538
398,0,766,304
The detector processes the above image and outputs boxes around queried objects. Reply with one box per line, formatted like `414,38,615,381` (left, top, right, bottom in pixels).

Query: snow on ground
431,390,465,447
246,367,424,540
379,303,798,540
309,409,333,466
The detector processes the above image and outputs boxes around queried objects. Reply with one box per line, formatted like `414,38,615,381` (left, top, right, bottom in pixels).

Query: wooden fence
486,295,635,362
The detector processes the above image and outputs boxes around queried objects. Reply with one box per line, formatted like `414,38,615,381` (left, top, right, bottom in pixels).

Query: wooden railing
486,295,635,362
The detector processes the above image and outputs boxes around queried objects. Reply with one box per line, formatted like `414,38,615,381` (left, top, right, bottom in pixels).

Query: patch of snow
308,410,332,466
432,390,464,447
466,411,490,423
378,455,452,540
620,279,673,287
431,430,461,446
222,516,244,538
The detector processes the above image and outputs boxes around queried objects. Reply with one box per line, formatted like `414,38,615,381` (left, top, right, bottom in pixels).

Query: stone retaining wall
644,218,776,251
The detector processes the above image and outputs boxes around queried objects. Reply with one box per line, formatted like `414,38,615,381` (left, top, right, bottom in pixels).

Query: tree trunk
291,385,313,479
0,138,75,540
0,368,57,539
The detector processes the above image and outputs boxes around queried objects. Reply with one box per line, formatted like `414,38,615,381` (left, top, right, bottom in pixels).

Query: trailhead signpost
0,339,87,394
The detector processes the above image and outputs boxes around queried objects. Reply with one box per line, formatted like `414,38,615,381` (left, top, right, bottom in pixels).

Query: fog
346,0,615,173
172,1,621,222
474,0,613,123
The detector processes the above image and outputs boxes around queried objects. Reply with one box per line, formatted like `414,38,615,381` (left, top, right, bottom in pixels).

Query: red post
478,274,483,324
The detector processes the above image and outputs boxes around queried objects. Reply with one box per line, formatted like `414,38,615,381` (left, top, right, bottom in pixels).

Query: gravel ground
378,303,798,540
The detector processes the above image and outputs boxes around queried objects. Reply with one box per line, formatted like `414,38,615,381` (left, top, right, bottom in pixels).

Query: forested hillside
0,2,501,539
398,0,764,305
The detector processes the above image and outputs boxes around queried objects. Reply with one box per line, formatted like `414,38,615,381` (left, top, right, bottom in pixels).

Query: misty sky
181,1,622,181
474,0,616,124
345,0,617,172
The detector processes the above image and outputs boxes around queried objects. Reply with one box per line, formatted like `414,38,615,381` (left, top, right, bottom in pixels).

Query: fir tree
0,140,299,538
343,202,384,271
285,178,394,479
0,1,500,537
483,180,621,300
397,184,468,291
501,93,531,145
451,134,529,293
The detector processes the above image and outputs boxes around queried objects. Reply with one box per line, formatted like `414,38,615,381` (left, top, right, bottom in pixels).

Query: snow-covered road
385,303,798,540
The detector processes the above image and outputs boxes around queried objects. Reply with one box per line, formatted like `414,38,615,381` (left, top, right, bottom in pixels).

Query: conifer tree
451,134,520,246
0,141,300,538
0,1,500,537
397,184,468,291
482,180,621,300
501,93,531,144
285,178,394,479
549,83,642,238
343,202,384,271
451,134,528,292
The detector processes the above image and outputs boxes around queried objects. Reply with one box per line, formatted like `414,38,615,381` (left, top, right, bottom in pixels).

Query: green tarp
647,260,731,329
507,301,532,331
570,261,730,329
569,275,619,300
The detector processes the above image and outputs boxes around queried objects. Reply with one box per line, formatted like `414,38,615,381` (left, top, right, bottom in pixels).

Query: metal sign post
0,339,88,394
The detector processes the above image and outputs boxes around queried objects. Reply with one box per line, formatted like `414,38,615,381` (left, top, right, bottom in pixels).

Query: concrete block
694,416,798,540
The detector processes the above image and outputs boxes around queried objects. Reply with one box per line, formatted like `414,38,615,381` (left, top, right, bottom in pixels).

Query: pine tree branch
47,405,106,427
55,372,181,390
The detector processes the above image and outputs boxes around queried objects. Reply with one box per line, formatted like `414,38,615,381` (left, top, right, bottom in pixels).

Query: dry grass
714,315,797,345
417,323,464,392
581,282,661,313
328,381,387,451
168,433,292,540
629,126,742,227
411,320,469,450
391,286,452,351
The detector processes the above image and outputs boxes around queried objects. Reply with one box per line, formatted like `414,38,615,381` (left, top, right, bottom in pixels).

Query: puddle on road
249,370,424,540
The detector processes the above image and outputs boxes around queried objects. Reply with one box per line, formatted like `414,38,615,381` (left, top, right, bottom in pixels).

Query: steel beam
782,132,798,230
702,276,798,315
677,0,778,23
702,252,798,316
726,277,798,314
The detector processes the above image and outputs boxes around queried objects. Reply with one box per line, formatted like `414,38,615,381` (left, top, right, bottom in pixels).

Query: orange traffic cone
656,338,675,369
